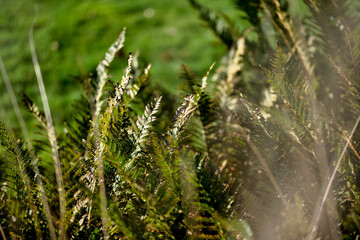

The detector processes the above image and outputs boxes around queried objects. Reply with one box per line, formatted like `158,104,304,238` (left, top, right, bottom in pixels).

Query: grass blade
0,55,29,141
29,9,65,240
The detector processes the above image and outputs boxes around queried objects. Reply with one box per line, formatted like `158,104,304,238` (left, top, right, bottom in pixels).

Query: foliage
1,0,360,239
0,0,235,131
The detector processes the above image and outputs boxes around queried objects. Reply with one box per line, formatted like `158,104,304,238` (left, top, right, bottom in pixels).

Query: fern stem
307,115,360,240
239,123,287,205
226,107,287,205
29,11,66,240
94,138,109,239
34,159,57,240
0,55,30,141
17,95,57,239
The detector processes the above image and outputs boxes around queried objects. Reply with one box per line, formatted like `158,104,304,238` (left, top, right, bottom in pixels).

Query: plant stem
29,9,66,240
0,56,29,141
307,115,360,240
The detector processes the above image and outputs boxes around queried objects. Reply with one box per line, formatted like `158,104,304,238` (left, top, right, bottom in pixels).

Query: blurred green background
0,0,248,134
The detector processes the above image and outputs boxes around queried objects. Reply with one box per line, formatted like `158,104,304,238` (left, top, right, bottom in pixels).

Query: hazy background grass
0,0,249,136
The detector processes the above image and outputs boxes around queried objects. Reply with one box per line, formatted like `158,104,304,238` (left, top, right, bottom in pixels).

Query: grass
0,0,241,135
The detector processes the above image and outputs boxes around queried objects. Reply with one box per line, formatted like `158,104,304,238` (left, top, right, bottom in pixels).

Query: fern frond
99,53,133,139
126,64,151,101
233,0,261,27
211,35,246,105
133,96,162,156
179,64,199,94
188,0,237,49
0,122,42,239
264,46,317,145
169,63,215,143
169,95,198,142
93,28,126,122
124,96,162,170
21,94,47,128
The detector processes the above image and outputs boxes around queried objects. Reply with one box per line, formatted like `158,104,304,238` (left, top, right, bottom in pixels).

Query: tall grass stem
29,9,66,240
0,56,29,141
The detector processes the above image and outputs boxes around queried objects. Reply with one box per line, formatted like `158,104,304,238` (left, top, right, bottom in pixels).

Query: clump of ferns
4,26,251,239
0,123,42,238
189,0,360,238
189,9,347,237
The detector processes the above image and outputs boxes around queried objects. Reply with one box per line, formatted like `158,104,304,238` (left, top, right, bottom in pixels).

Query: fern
169,63,215,144
0,122,42,238
188,0,238,49
126,96,162,169
3,1,360,239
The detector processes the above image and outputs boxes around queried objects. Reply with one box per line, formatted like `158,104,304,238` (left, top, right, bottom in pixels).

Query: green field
0,0,243,131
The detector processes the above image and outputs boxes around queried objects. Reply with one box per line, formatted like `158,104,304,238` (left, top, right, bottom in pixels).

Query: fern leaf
99,53,133,137
21,93,47,128
188,0,237,49
126,64,151,101
169,63,215,142
93,28,126,122
0,122,42,238
124,96,162,170
133,96,162,155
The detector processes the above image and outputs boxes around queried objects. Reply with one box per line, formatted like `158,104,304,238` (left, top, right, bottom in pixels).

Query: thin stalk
29,11,66,240
268,2,339,235
0,223,7,240
306,115,360,240
31,151,57,240
0,55,29,140
0,38,46,240
226,107,287,205
238,124,287,205
0,55,56,239
94,135,109,239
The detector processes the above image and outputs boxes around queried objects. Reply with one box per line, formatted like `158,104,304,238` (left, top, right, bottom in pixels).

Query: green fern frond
93,28,126,122
0,122,43,238
133,96,162,151
264,46,317,145
179,64,200,94
124,96,162,170
62,95,92,152
21,93,47,129
188,0,237,49
126,64,151,102
169,63,215,143
169,94,197,142
233,0,261,27
99,53,133,138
